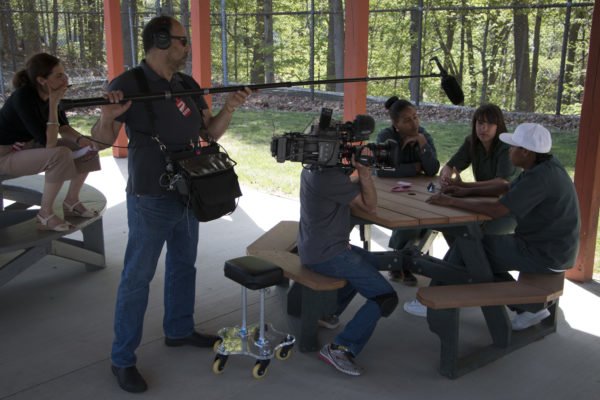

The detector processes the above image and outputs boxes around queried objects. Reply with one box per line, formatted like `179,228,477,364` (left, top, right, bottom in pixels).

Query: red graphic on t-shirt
175,97,191,117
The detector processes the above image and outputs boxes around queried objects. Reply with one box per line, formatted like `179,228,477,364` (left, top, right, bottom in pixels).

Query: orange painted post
343,0,369,122
191,0,213,109
568,0,600,282
103,0,128,158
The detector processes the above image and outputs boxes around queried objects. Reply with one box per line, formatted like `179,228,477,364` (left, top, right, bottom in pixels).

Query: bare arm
350,162,377,214
90,91,131,149
427,193,510,219
203,88,251,141
442,180,510,198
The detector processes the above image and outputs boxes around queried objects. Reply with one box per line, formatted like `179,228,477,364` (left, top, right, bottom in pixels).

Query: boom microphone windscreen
353,114,376,136
441,75,464,105
431,57,465,105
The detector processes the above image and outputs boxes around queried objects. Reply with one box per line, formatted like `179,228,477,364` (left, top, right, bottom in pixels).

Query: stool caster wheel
212,354,228,374
276,338,294,361
252,360,270,379
213,339,223,353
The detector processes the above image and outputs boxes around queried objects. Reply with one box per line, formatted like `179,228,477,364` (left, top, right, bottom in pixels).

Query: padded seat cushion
224,256,283,290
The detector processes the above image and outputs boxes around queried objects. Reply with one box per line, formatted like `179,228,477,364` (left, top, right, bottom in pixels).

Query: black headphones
153,27,171,50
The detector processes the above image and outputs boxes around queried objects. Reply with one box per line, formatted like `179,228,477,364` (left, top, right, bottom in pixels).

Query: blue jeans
111,193,199,367
305,245,395,356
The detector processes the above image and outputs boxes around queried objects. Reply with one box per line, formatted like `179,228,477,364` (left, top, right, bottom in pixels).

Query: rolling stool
213,256,295,379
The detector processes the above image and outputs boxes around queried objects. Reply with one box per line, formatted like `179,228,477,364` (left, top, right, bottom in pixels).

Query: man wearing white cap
408,123,580,330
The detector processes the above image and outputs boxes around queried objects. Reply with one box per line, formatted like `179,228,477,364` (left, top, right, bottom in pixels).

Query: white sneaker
510,308,550,331
403,299,427,317
511,309,551,331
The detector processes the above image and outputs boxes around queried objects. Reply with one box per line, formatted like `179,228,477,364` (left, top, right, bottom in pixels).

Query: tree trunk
480,15,490,104
530,8,542,111
50,0,59,54
21,0,42,57
0,1,19,70
263,0,274,83
326,0,344,92
121,0,134,69
513,1,533,111
250,0,265,84
565,8,586,103
409,6,422,102
465,17,477,104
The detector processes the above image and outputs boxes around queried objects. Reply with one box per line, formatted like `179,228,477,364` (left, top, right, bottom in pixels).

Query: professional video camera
270,108,398,169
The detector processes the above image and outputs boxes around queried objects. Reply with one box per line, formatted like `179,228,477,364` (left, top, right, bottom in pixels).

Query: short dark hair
142,15,175,53
385,96,415,123
12,52,61,89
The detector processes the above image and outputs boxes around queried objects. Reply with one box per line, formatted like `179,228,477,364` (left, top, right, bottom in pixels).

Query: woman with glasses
0,52,101,231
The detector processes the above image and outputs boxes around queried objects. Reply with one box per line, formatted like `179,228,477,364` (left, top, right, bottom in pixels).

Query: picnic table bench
246,220,346,352
417,271,565,378
0,175,106,287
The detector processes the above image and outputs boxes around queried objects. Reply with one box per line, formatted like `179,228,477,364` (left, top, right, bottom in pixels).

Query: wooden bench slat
247,220,346,291
417,272,565,310
417,282,563,309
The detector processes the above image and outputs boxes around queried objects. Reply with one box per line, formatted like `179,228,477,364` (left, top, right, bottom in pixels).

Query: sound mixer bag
169,144,242,222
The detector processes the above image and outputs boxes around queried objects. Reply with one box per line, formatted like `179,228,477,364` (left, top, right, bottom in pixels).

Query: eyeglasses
170,35,188,46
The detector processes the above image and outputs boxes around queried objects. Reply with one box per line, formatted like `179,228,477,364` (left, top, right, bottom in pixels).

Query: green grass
69,110,595,273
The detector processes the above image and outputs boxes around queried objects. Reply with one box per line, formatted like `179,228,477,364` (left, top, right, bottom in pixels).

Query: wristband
46,121,60,126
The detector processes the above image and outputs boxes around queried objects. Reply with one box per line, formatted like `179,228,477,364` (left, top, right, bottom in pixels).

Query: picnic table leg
481,306,511,348
427,307,460,379
81,218,106,270
287,282,337,352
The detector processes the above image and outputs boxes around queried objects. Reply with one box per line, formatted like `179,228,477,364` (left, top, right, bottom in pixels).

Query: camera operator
376,97,440,285
298,149,398,377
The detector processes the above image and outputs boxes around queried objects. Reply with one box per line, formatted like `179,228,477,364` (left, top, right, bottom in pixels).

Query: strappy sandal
63,200,98,218
36,213,72,232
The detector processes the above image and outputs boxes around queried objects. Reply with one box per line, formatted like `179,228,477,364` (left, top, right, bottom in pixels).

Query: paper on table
72,146,94,159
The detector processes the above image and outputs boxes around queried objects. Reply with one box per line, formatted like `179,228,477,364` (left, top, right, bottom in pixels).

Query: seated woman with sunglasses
0,53,101,231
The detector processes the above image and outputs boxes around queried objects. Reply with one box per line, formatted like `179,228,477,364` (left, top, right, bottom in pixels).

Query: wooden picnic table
352,175,564,378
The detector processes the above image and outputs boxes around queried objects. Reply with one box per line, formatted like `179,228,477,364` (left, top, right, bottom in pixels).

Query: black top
0,85,69,146
375,125,440,177
108,61,208,195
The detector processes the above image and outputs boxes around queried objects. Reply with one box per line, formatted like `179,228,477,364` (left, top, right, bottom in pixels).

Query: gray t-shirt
107,61,208,195
499,156,580,270
298,167,360,265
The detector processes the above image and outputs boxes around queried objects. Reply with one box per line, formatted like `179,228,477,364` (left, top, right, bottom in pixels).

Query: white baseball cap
499,123,552,153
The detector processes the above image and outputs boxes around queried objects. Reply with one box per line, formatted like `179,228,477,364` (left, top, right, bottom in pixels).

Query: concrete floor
1,157,599,400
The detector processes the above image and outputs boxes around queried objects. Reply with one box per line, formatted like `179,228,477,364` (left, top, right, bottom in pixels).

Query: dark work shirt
298,167,359,265
108,60,208,195
447,136,517,182
0,85,69,146
499,157,580,270
375,125,440,177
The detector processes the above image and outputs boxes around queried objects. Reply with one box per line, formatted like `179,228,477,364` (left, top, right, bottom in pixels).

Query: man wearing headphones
92,16,250,393
298,152,398,376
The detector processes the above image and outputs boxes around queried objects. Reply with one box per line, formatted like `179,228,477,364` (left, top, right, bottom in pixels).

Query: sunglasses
170,35,188,46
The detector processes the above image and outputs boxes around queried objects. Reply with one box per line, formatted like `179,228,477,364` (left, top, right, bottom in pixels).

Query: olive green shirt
447,136,517,181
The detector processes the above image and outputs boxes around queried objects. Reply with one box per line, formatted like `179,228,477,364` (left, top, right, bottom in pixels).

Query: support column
343,0,369,122
191,0,213,108
568,0,600,282
103,0,128,158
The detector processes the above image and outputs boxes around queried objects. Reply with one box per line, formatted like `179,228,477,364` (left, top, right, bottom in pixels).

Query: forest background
0,0,595,116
